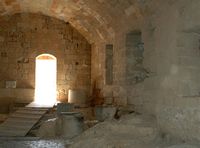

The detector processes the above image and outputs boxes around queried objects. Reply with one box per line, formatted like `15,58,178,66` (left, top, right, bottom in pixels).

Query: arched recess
34,53,57,106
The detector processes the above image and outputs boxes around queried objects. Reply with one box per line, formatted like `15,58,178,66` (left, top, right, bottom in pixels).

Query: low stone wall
0,88,34,103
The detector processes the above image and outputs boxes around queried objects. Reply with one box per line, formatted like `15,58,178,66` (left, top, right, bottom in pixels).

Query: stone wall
154,1,200,142
128,0,200,142
91,0,200,143
1,0,200,143
0,13,91,102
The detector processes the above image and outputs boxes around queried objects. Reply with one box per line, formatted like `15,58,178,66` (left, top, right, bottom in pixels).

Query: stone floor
0,139,199,148
0,139,70,148
1,113,200,148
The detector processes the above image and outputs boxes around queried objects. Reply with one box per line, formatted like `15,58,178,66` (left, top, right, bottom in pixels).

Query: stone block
60,113,84,138
4,0,16,6
56,103,74,114
94,106,117,121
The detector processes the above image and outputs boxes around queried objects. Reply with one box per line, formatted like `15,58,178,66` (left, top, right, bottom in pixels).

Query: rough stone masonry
0,13,91,102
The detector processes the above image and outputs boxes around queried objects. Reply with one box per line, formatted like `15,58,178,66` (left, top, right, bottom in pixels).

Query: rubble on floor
69,113,159,148
35,112,84,139
94,106,117,121
165,144,199,148
36,118,58,138
1,110,200,148
1,103,200,148
68,113,200,148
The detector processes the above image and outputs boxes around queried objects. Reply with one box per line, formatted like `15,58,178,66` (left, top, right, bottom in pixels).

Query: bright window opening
34,54,57,106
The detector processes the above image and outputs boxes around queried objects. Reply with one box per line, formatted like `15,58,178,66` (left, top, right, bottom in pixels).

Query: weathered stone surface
61,113,84,139
0,13,91,103
94,106,116,121
70,114,158,148
37,118,58,138
0,139,68,148
0,0,200,145
4,0,16,6
166,145,199,148
37,113,84,139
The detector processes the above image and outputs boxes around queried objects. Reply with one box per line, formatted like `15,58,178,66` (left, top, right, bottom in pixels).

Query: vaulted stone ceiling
0,0,151,43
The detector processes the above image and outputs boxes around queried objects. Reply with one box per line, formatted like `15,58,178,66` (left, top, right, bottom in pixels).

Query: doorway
34,54,57,106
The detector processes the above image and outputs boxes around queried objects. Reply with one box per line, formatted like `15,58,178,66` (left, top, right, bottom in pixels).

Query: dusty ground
69,113,200,148
0,114,200,148
0,138,70,148
0,139,199,148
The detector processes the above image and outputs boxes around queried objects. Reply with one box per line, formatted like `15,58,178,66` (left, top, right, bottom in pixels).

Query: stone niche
0,13,91,103
105,44,113,85
125,30,149,84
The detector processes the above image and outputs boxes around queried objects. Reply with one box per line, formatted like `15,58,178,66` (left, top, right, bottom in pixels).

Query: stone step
0,105,49,136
